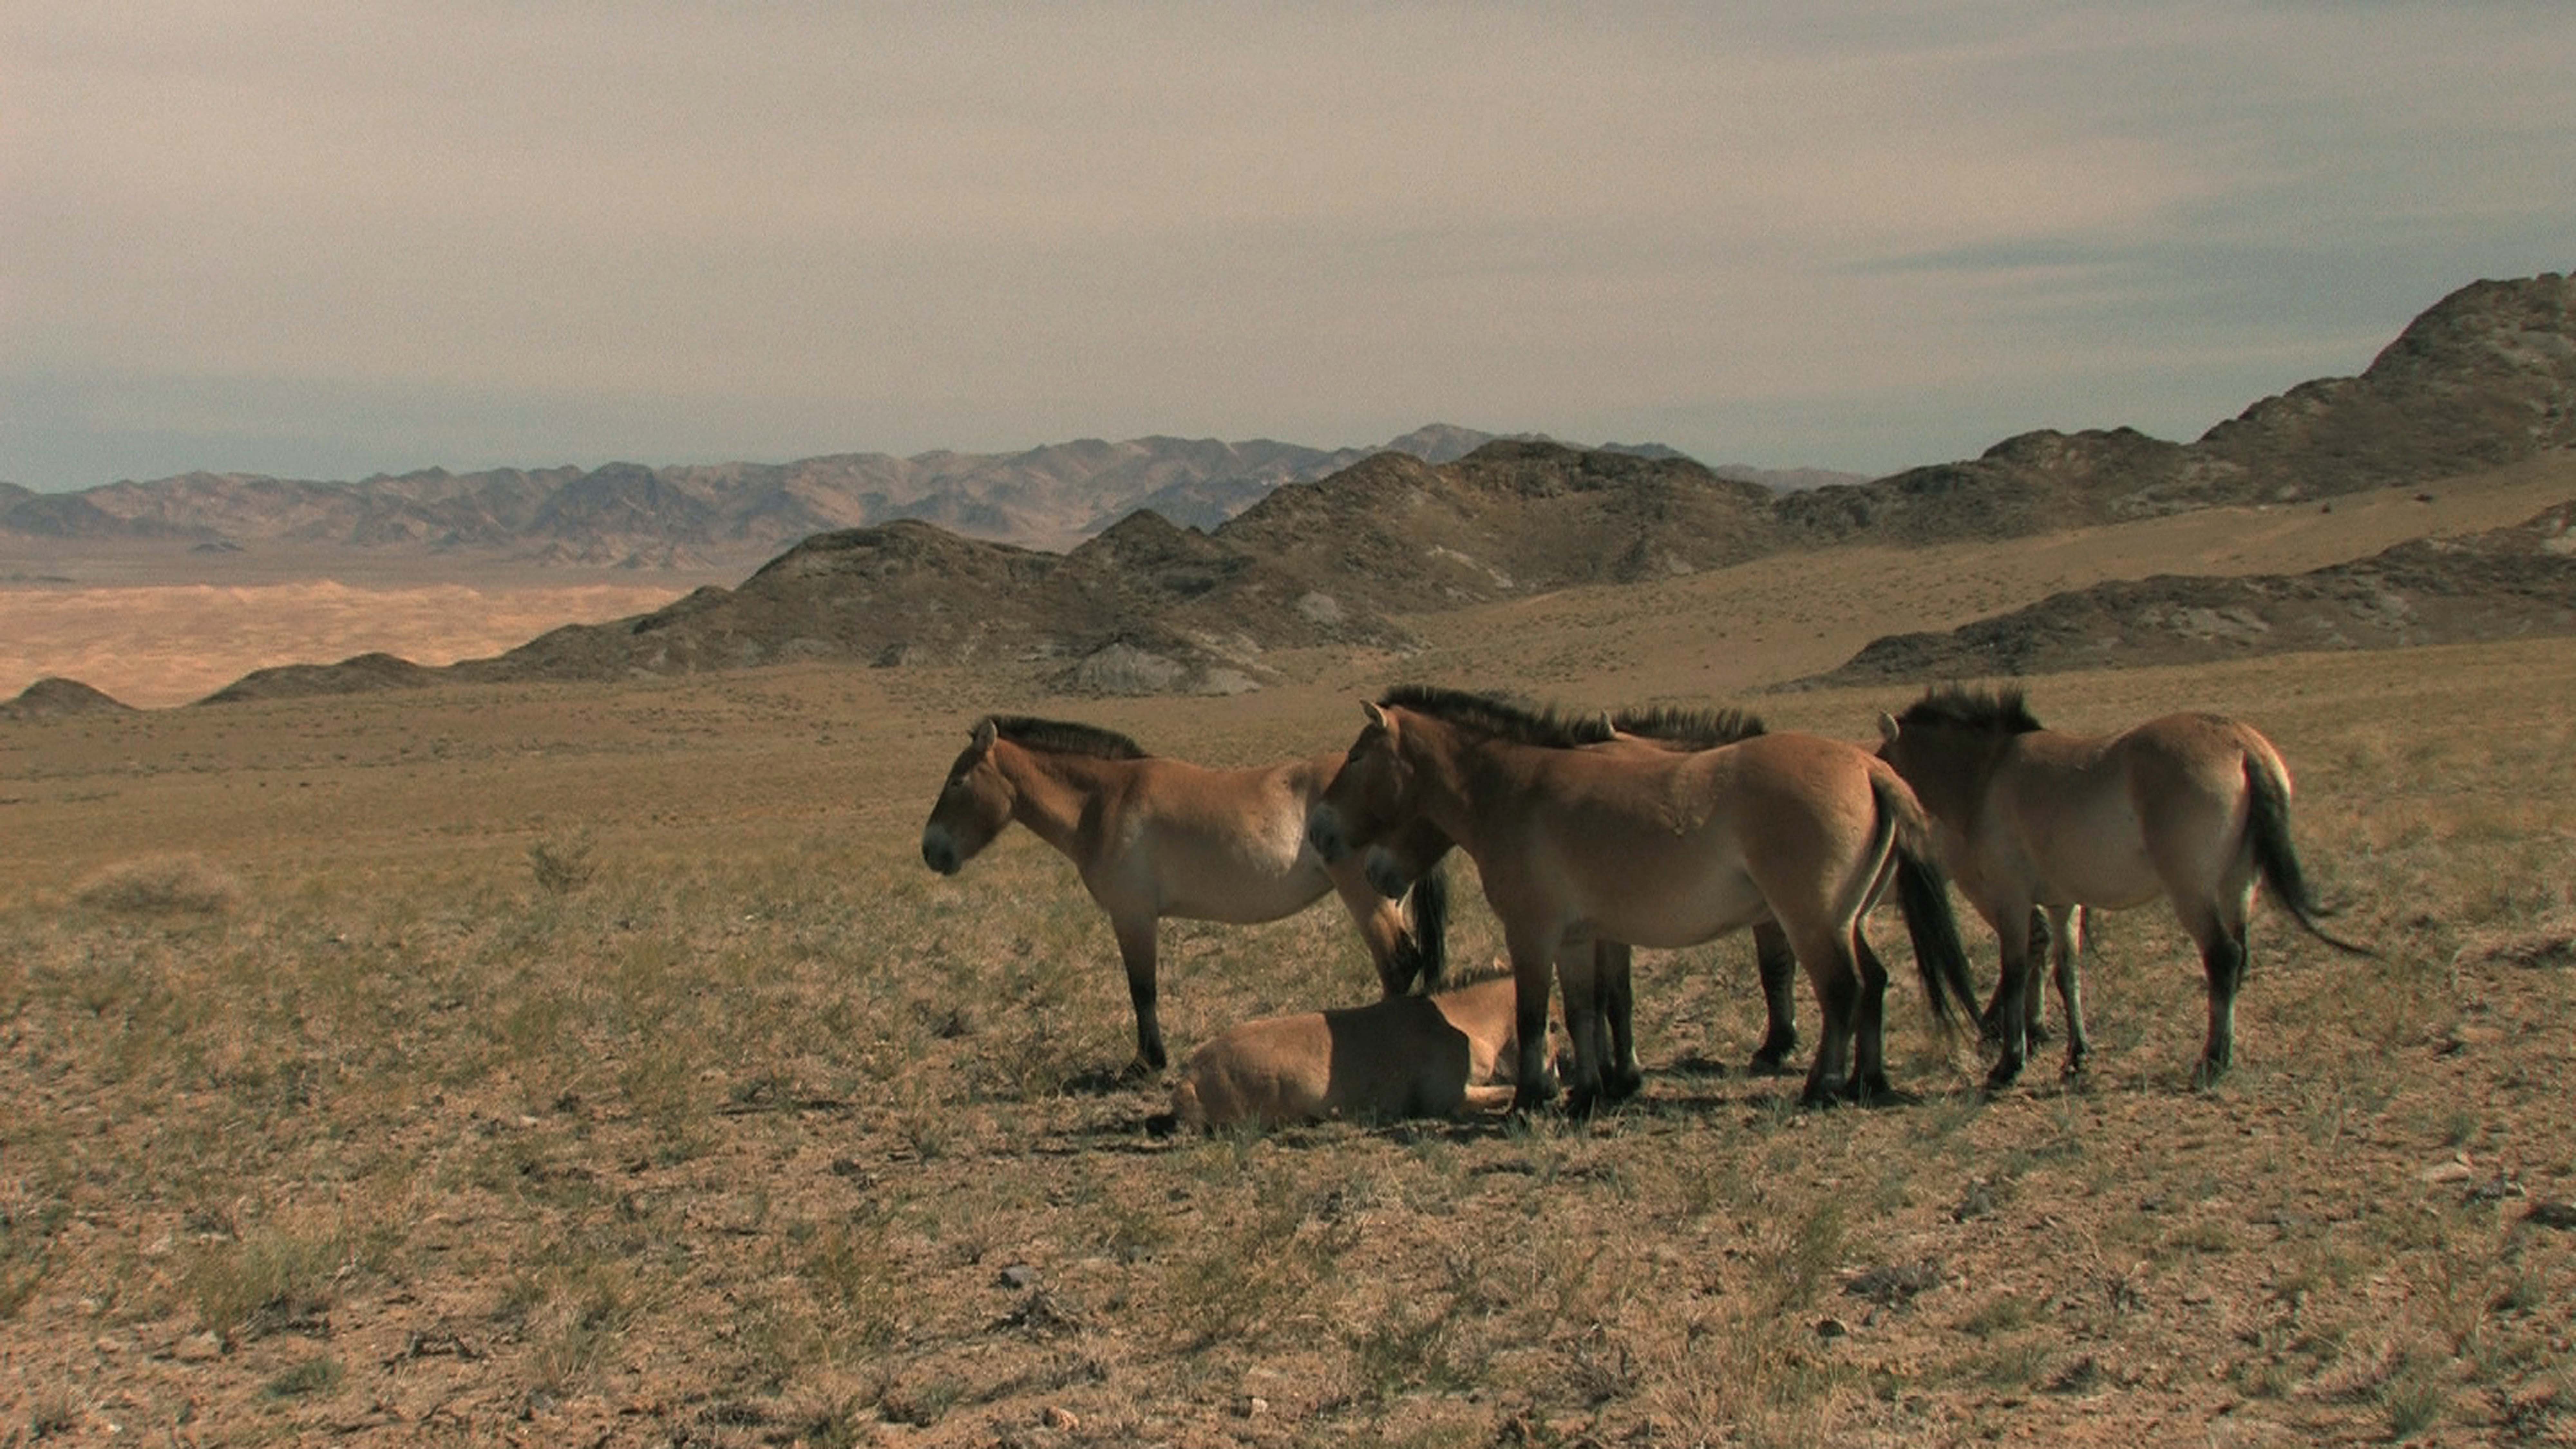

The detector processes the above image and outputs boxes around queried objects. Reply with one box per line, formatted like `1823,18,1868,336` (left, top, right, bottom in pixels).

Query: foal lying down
1149,975,1539,1134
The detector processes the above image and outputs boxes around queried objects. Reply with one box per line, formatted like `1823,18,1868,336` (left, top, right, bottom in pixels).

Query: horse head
1306,701,1415,878
920,716,1013,875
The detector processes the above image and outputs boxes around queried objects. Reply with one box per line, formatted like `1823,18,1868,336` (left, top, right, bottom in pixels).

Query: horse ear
1876,712,1901,745
970,717,998,752
1361,701,1389,731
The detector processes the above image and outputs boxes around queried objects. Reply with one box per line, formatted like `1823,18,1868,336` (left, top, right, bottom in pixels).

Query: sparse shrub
262,1354,343,1399
73,855,241,918
528,829,598,896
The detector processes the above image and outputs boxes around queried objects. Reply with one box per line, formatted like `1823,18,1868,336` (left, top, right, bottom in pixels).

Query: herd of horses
919,684,2372,1132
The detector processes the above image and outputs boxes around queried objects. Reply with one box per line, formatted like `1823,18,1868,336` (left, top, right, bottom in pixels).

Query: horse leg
2191,924,2248,1087
1598,941,1644,1103
1981,894,2040,1090
1748,921,1801,1076
1504,928,1563,1114
1553,933,1609,1119
1111,915,1167,1076
1847,930,1894,1103
2046,904,2091,1077
2022,907,2054,1045
1789,926,1860,1108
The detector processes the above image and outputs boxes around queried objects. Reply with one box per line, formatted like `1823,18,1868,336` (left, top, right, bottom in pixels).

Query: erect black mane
985,715,1151,759
1374,685,1602,748
1893,685,2044,735
1608,704,1766,749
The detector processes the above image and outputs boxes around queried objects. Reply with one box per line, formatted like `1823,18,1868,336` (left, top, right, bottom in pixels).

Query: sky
5,3,2573,492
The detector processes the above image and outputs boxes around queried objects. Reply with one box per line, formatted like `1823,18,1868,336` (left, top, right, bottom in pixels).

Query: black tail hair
1395,864,1451,993
1878,778,1982,1033
2245,758,2376,958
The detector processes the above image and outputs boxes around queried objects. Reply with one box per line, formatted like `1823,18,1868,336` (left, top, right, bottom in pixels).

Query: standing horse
1874,686,2373,1088
920,715,1450,1075
1356,703,1809,1101
1305,687,1979,1113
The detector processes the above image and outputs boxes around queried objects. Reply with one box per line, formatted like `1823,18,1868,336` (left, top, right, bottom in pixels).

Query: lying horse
1875,686,2372,1088
920,715,1449,1074
1307,687,1979,1113
1148,973,1542,1133
1361,701,1810,1102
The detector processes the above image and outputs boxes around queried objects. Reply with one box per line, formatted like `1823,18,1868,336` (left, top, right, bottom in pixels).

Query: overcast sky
5,3,2571,491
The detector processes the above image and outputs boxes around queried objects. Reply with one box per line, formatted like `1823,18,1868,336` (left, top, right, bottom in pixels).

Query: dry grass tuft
72,854,242,917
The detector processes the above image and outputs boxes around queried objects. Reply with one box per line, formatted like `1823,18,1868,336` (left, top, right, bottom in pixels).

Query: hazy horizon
6,5,2572,492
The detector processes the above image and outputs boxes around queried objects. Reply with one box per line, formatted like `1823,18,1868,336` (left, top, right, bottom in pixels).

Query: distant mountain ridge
19,271,2574,705
0,424,1845,564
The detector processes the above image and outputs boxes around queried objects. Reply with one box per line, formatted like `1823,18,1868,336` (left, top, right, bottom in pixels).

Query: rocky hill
1779,273,2576,545
0,677,135,720
1800,498,2576,686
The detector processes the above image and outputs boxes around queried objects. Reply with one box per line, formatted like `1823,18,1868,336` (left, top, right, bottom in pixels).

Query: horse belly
1148,816,1331,924
2031,796,2164,909
1577,860,1768,951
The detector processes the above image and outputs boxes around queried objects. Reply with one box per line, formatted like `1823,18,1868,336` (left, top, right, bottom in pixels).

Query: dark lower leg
1751,924,1800,1074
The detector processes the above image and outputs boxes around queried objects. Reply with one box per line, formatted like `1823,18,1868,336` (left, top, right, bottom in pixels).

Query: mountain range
6,271,2571,710
0,423,1857,564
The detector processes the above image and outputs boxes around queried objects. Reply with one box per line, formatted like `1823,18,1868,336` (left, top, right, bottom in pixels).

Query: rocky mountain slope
1800,499,2576,686
1778,273,2576,545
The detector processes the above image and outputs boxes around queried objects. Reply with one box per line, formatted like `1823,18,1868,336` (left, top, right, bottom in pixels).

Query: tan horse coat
1877,688,2369,1087
1308,688,1978,1113
922,716,1446,1073
1154,975,1535,1132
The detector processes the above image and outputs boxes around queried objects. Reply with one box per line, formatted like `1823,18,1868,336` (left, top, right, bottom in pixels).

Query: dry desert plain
3,464,2573,1446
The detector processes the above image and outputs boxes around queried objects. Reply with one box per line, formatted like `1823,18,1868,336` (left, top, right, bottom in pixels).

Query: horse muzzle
1305,804,1351,864
921,829,962,876
1361,846,1414,902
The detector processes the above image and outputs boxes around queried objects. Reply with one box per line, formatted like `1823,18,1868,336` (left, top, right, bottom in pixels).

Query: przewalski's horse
920,715,1450,1075
1874,686,2373,1089
1305,687,1979,1114
1354,702,1808,1102
1148,973,1544,1134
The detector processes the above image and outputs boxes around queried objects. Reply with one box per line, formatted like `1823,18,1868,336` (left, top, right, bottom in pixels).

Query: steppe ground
3,467,2573,1447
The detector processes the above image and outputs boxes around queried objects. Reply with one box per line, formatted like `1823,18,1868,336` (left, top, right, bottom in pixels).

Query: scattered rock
998,1264,1038,1291
1042,1405,1079,1431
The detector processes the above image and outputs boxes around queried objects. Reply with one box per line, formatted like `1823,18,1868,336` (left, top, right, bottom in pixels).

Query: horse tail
1398,863,1451,993
2243,751,2376,958
1874,772,1981,1035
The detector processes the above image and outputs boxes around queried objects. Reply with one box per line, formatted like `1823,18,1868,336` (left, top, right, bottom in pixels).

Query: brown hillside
1802,498,2576,686
1216,440,1778,612
0,675,133,719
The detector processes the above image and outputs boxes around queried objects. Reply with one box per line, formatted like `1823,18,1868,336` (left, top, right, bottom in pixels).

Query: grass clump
73,855,241,918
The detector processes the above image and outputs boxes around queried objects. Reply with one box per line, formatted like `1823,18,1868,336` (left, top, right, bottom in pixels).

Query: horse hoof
1118,1057,1160,1084
1603,1069,1645,1104
1746,1052,1798,1079
1984,1059,2025,1092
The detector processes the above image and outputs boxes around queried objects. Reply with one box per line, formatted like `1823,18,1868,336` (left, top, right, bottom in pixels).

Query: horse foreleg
1748,922,1800,1076
1596,941,1644,1103
1553,935,1609,1119
1501,925,1566,1114
2046,904,2091,1077
1111,915,1167,1076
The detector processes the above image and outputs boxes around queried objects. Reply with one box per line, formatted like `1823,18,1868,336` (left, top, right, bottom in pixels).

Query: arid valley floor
4,465,2573,1446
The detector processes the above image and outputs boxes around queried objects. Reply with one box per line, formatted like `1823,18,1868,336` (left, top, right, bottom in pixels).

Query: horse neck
1909,732,2012,828
993,741,1116,857
1399,716,1517,852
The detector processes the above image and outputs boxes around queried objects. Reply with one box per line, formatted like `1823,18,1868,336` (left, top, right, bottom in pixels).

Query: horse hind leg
1748,921,1801,1076
1788,928,1861,1108
1846,933,1895,1104
2046,904,2092,1078
2191,915,2250,1088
